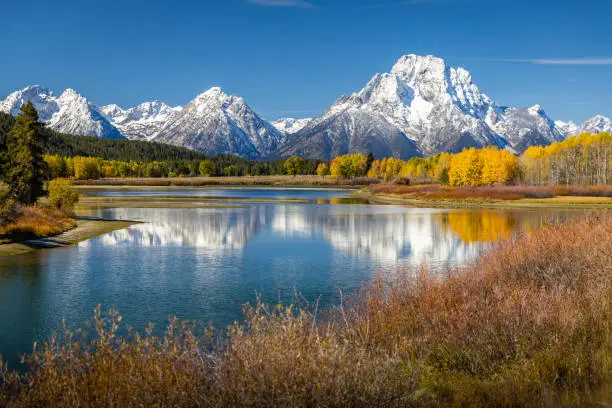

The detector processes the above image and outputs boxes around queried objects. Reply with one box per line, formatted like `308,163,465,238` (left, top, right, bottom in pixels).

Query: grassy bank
0,218,138,257
365,184,612,208
0,206,76,244
1,214,610,407
75,195,304,209
72,175,380,187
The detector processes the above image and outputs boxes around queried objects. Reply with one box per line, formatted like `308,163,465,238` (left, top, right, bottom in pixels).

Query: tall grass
369,184,612,200
1,215,610,407
73,175,381,187
0,206,76,242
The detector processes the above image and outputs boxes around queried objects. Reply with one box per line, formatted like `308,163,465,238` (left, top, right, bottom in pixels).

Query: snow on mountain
575,115,612,135
272,118,312,134
488,104,566,153
152,87,285,159
555,120,579,136
0,86,124,139
282,54,568,159
2,60,607,160
555,115,611,137
101,101,182,140
0,85,59,122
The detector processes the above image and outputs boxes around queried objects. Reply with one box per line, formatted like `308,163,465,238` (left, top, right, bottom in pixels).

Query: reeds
73,175,381,187
0,206,76,242
369,184,612,200
1,215,610,407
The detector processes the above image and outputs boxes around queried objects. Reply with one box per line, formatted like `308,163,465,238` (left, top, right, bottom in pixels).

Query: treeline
520,133,610,186
44,155,323,179
0,112,321,179
2,110,610,185
364,133,610,187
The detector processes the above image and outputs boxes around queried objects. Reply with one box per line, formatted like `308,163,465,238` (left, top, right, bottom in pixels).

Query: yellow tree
480,147,517,186
449,148,483,187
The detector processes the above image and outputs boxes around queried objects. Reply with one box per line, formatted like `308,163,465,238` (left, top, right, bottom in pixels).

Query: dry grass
0,206,76,243
73,175,381,187
0,215,610,407
369,184,612,201
553,186,612,197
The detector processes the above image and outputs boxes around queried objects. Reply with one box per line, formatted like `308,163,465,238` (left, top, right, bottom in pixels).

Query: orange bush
0,206,76,241
1,215,610,407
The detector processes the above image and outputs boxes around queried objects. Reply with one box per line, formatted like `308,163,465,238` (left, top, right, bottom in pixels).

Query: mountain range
1,55,610,160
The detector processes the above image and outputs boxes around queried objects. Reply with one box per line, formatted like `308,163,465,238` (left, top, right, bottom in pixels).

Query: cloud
488,58,612,65
247,0,313,7
530,58,612,65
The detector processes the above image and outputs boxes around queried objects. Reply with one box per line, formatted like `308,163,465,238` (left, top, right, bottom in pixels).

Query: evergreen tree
5,102,48,204
366,152,375,172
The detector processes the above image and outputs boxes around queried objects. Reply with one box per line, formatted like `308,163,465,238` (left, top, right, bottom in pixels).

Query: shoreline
0,217,139,257
72,176,370,189
357,190,612,209
73,184,359,191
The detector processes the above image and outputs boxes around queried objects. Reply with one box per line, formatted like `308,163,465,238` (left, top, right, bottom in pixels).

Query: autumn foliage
1,215,610,407
365,133,611,188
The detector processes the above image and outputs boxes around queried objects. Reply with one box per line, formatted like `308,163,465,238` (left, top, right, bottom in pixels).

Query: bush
48,179,80,209
0,215,609,407
0,196,20,226
0,206,76,240
391,176,410,185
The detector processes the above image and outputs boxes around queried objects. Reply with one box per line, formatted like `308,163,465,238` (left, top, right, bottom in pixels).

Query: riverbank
0,218,139,257
72,175,378,188
1,214,609,407
362,184,612,208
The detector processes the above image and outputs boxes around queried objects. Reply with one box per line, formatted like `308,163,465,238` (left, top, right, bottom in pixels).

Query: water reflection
83,205,581,269
0,200,586,369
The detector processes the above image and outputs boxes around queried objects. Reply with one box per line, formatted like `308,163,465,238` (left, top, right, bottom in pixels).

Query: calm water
0,188,586,367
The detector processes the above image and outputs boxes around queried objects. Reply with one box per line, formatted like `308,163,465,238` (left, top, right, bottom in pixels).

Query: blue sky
1,0,610,122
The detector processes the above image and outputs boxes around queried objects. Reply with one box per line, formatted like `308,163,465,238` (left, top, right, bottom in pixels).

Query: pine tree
5,102,48,204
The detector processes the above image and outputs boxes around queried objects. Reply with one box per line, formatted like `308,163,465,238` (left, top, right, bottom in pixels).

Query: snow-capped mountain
281,55,568,159
555,120,580,136
574,115,611,135
0,85,124,139
488,104,566,153
555,115,611,137
152,87,285,159
101,101,182,140
2,56,608,159
272,118,312,134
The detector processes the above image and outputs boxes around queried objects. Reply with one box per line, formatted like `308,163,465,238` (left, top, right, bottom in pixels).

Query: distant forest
0,112,321,177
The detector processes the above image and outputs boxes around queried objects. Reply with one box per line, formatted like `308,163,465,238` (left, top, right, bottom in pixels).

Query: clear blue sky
1,0,610,123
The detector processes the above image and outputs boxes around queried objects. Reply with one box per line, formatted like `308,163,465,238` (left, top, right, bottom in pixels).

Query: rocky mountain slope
0,86,124,139
272,118,312,134
101,101,182,141
281,55,569,159
2,55,609,159
151,87,285,159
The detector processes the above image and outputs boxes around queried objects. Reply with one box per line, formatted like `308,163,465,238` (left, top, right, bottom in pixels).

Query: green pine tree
5,102,48,205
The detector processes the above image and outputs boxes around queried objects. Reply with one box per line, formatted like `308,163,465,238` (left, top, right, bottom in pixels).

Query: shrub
198,160,216,177
48,179,80,210
316,162,330,177
0,196,20,226
0,206,75,240
0,215,609,407
391,176,410,185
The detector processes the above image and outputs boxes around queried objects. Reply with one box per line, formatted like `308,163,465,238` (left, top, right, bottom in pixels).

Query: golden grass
369,184,612,201
0,215,610,407
0,206,76,243
73,175,381,187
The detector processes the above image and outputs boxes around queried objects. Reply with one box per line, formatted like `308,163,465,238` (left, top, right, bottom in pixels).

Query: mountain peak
392,54,445,72
199,86,228,98
528,104,544,115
